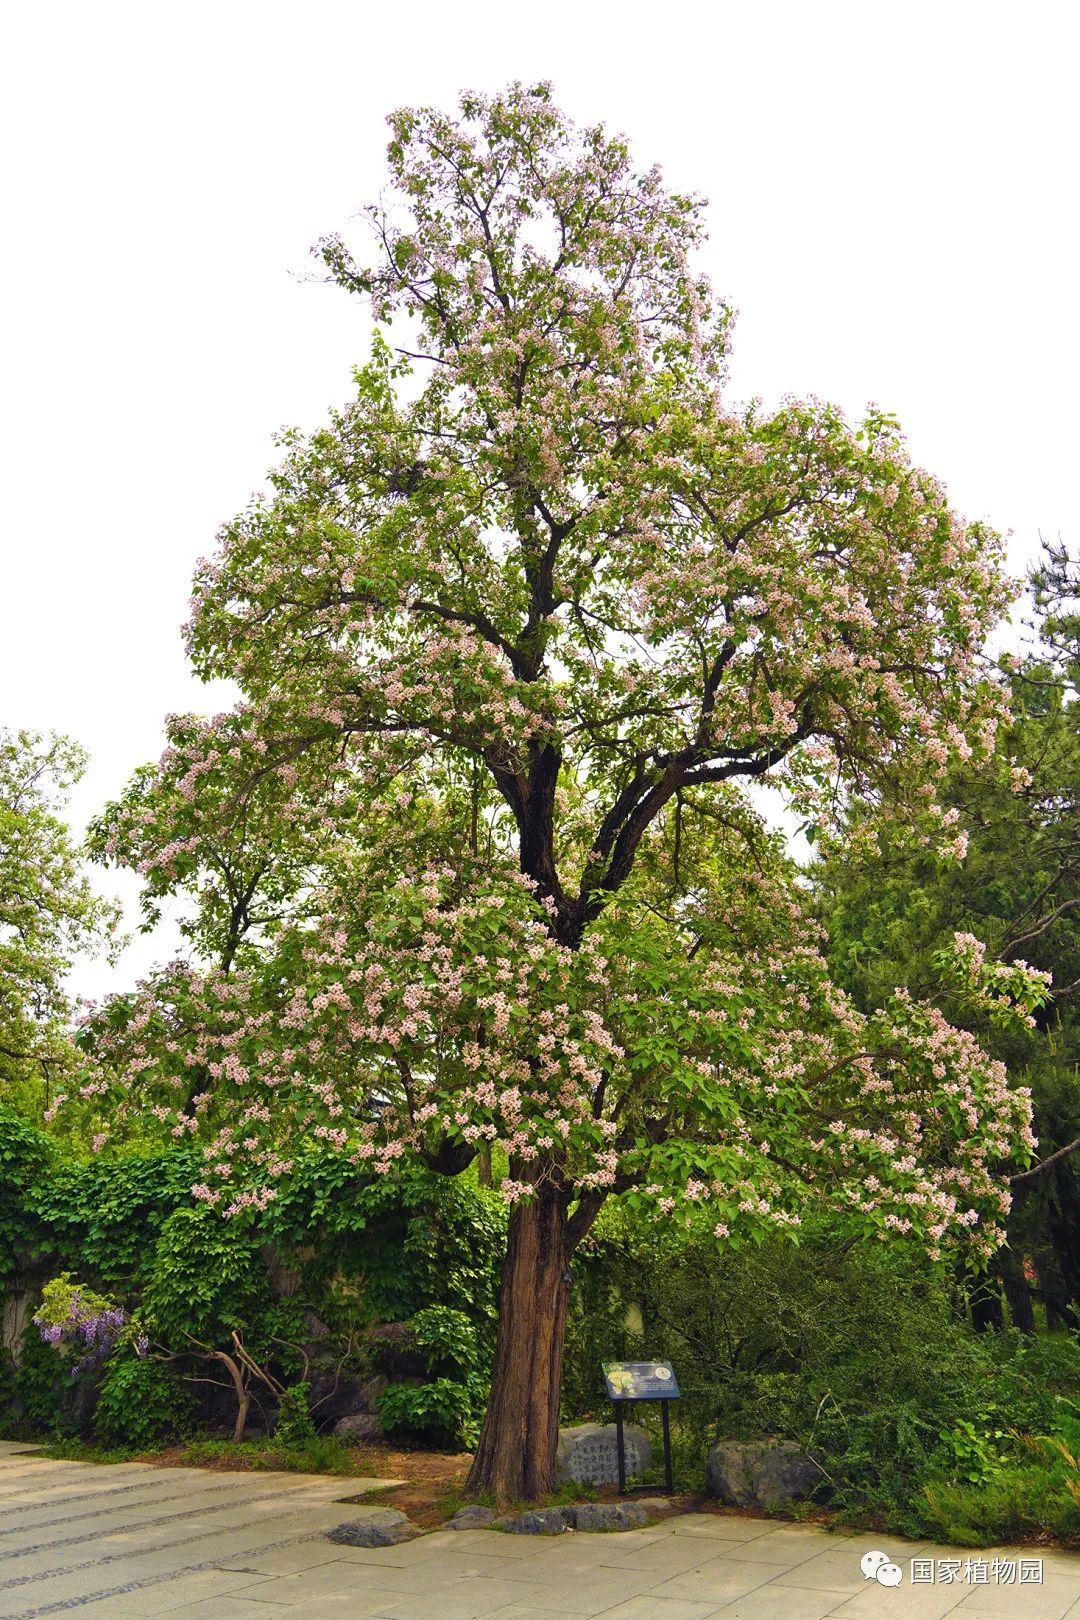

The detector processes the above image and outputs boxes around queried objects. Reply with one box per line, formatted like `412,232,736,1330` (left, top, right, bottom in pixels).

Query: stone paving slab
483,1609,591,1620
3,1502,348,1584
714,1587,853,1619
0,1484,319,1555
831,1583,971,1619
642,1563,782,1608
669,1514,783,1540
128,1600,295,1619
372,1580,563,1619
954,1578,1080,1617
0,1448,1077,1618
50,1569,282,1616
582,1597,723,1620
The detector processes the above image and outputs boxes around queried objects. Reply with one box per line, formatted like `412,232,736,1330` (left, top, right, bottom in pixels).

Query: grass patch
29,1438,140,1465
177,1435,354,1474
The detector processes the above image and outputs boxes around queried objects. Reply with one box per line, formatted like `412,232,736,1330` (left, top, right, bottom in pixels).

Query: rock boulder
327,1508,420,1548
572,1501,651,1532
333,1411,384,1442
705,1439,820,1506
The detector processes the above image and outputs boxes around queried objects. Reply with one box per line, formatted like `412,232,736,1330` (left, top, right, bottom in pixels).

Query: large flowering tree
70,85,1049,1498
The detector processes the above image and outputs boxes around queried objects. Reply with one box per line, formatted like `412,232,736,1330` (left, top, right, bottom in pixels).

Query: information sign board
602,1360,681,1401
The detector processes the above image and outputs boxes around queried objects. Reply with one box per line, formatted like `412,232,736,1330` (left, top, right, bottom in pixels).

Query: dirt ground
146,1440,474,1526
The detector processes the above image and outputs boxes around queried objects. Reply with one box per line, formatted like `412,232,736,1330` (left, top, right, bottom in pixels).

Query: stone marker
556,1422,652,1486
705,1439,820,1506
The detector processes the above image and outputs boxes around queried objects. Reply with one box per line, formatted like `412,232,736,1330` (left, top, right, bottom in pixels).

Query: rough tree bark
465,1183,574,1500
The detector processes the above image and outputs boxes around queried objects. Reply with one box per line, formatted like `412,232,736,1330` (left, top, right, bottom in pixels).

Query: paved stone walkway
1,1441,1078,1618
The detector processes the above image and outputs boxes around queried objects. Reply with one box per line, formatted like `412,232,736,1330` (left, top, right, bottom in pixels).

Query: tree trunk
1000,1249,1036,1334
969,1275,1004,1332
477,1143,493,1188
466,1184,572,1501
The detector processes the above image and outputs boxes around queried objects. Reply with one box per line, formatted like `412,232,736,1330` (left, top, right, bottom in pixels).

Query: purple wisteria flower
34,1277,127,1375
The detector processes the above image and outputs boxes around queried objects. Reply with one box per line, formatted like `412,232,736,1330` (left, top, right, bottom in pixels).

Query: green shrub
919,1409,1080,1547
274,1382,317,1448
13,1323,81,1437
31,1146,202,1290
920,1449,1080,1546
567,1220,1080,1539
94,1354,191,1450
0,1108,55,1290
0,1346,25,1439
377,1306,487,1448
409,1306,481,1376
377,1377,480,1448
263,1159,506,1342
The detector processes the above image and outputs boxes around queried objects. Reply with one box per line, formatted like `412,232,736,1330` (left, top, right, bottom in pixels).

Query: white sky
2,0,1077,997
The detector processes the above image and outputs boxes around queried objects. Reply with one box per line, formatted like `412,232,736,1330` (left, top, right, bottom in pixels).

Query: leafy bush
377,1306,487,1448
409,1306,482,1376
915,1405,1080,1546
567,1219,1080,1536
3,1141,507,1447
0,1108,55,1289
11,1322,82,1437
273,1382,317,1447
31,1145,203,1290
929,1417,1011,1486
263,1158,506,1339
377,1378,480,1449
94,1354,191,1449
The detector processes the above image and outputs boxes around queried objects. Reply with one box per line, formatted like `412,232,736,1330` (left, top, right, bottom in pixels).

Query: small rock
367,1321,426,1377
503,1505,575,1535
705,1439,820,1507
635,1497,672,1511
327,1507,420,1547
448,1505,498,1529
333,1412,384,1442
572,1501,651,1532
359,1373,389,1409
307,1366,385,1426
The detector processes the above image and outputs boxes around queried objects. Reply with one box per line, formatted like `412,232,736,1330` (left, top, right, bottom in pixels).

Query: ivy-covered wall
1,1105,507,1445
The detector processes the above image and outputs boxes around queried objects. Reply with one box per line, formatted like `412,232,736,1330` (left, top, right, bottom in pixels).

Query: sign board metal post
602,1361,680,1495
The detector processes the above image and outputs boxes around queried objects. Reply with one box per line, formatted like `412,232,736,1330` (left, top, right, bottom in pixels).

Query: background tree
71,85,1047,1499
0,730,119,1115
817,551,1080,1331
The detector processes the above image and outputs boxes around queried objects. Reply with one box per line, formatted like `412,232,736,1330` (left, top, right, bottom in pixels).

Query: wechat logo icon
861,1550,903,1587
